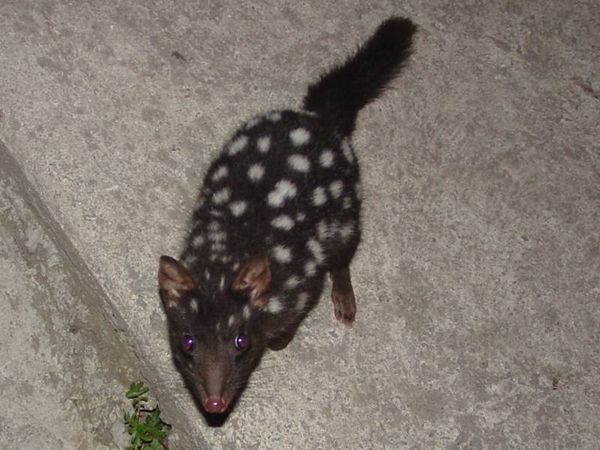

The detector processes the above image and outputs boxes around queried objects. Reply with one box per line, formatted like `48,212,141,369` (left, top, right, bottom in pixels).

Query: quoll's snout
204,396,227,414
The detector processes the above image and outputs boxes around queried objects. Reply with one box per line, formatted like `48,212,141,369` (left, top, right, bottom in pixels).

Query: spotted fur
159,17,417,417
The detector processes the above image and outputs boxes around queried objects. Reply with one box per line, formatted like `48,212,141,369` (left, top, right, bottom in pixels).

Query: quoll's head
158,255,272,414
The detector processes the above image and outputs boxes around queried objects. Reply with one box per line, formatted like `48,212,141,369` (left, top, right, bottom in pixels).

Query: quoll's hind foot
330,267,357,325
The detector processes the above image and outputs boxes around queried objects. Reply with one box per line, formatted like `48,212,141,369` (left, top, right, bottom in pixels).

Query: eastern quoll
158,17,416,416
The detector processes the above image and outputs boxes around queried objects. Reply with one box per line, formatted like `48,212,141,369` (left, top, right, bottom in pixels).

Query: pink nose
204,396,226,413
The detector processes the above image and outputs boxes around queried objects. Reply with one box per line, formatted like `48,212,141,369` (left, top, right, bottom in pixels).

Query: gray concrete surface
0,0,598,448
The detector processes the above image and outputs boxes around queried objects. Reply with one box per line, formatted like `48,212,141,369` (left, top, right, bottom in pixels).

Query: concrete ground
0,0,598,448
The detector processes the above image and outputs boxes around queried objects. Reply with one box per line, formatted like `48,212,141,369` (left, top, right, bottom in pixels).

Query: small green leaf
123,381,170,449
146,440,164,450
126,381,150,399
145,409,161,426
140,431,154,443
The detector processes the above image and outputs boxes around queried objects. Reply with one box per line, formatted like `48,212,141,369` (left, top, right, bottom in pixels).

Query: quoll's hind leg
330,266,356,325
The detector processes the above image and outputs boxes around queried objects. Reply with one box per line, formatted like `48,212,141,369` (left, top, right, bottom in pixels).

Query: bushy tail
303,17,417,136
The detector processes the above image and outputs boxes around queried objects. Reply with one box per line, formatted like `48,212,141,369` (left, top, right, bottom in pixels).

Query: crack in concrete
0,139,201,449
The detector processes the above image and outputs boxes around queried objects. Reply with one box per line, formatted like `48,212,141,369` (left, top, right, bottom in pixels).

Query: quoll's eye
234,333,249,351
181,334,194,353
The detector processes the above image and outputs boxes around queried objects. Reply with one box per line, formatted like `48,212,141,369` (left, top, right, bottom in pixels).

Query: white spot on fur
268,180,297,207
312,186,327,206
208,220,221,232
288,154,310,172
290,128,310,146
272,245,292,263
245,116,261,129
267,296,283,313
192,235,205,247
271,215,294,231
340,222,355,242
220,274,226,292
208,230,227,242
317,220,329,241
228,315,235,328
341,139,354,162
342,196,352,209
212,188,231,205
296,292,309,311
243,304,251,319
212,165,228,182
228,135,248,155
183,254,197,265
319,149,334,168
257,136,271,153
209,209,224,217
304,260,317,277
266,111,281,122
248,164,265,182
296,212,306,222
214,245,226,254
229,201,247,217
318,220,340,241
330,221,341,237
190,299,198,312
307,239,324,263
232,262,240,272
355,182,362,201
329,180,343,199
205,269,210,280
284,275,300,289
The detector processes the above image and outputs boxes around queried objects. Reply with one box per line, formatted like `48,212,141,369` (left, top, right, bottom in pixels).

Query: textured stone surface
0,0,598,448
0,143,199,449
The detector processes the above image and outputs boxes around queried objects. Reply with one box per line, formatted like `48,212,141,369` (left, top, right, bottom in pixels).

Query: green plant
124,381,171,450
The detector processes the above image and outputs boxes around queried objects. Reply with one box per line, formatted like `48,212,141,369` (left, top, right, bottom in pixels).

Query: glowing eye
181,335,194,353
234,333,249,351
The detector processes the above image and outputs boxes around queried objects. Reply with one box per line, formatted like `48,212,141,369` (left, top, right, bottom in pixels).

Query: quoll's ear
158,255,195,309
231,255,271,309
